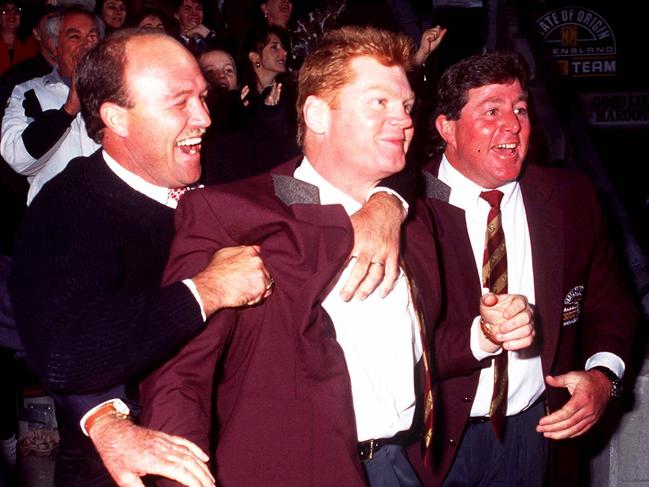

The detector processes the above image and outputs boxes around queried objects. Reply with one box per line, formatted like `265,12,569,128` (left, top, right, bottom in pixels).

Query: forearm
15,282,203,393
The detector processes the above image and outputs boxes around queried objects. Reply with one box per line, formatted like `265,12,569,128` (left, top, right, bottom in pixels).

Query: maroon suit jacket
417,158,638,486
140,159,442,487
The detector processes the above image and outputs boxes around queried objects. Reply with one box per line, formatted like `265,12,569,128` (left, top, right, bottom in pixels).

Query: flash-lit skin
55,12,100,79
103,36,211,189
436,80,530,189
101,0,126,30
306,56,414,203
199,50,238,91
261,0,292,28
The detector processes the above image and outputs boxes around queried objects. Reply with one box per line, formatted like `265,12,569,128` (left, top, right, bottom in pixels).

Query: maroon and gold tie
402,270,434,465
480,190,508,438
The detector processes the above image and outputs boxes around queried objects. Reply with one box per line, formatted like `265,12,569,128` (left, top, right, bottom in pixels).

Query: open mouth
492,142,518,155
175,131,205,155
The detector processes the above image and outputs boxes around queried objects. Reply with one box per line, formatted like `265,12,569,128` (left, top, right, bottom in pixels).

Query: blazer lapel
520,167,564,376
422,168,483,310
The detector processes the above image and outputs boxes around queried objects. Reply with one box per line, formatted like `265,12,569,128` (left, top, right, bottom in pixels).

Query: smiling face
176,0,202,32
437,80,530,189
261,0,291,28
117,37,211,188
309,56,414,200
55,12,100,78
0,3,20,33
259,32,286,74
101,0,126,29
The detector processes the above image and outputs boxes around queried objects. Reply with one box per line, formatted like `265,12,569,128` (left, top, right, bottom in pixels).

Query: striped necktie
480,189,508,438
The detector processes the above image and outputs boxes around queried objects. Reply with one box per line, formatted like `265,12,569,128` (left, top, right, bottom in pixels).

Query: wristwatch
83,399,132,435
591,366,623,399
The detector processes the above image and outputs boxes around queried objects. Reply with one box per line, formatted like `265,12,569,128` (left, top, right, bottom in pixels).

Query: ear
303,95,330,136
260,3,268,16
100,101,129,138
435,114,456,149
248,51,260,66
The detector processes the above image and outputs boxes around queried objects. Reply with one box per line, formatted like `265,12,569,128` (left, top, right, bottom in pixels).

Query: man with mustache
9,30,273,486
10,27,414,486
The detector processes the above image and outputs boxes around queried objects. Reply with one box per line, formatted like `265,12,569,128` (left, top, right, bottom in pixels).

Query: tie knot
480,190,504,209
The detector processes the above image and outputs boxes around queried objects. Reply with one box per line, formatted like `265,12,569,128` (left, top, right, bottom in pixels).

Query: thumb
480,292,498,307
117,473,146,487
545,374,567,388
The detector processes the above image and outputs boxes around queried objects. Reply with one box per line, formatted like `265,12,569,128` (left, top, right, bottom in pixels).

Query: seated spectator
198,47,247,137
0,0,38,76
95,0,126,33
258,0,291,29
199,48,237,91
129,6,168,32
240,23,286,97
0,6,103,205
174,0,215,56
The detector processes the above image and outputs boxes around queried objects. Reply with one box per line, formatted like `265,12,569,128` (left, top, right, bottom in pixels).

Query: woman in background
0,0,37,76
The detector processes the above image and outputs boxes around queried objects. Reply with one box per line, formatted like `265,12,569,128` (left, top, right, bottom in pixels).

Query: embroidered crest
562,285,584,326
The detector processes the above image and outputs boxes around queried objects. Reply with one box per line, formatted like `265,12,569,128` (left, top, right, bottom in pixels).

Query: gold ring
370,262,385,267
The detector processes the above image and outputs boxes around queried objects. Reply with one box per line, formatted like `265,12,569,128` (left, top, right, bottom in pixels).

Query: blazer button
448,438,456,446
462,395,472,402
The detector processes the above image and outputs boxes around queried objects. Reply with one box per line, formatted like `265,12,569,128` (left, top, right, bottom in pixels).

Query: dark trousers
362,444,421,487
443,400,548,487
54,407,115,487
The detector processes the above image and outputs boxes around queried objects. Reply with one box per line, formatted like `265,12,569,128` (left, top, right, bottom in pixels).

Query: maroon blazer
139,159,442,487
417,158,638,486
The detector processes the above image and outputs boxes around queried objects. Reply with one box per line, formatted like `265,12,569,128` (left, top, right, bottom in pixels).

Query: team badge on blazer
562,285,584,326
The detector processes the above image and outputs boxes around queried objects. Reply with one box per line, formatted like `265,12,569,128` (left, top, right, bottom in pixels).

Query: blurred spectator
201,29,300,184
174,0,215,55
240,23,286,96
129,6,168,31
0,0,38,76
258,0,291,28
199,47,237,91
95,0,126,32
0,7,103,205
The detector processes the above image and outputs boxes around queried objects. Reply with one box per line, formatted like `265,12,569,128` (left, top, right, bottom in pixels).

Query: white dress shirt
294,157,423,441
438,155,623,417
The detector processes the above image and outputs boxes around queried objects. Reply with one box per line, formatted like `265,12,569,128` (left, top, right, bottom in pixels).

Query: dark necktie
480,190,508,438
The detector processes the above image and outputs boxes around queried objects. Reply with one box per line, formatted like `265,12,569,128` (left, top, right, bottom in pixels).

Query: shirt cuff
79,399,117,436
585,352,625,379
470,315,502,360
183,278,206,321
367,186,409,216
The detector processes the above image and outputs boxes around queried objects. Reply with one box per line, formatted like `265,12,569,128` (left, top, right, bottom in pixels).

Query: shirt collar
438,154,517,212
102,150,174,208
293,157,362,216
43,67,73,88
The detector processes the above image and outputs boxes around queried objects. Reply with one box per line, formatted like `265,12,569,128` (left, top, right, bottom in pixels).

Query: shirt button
462,395,473,402
448,438,456,446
